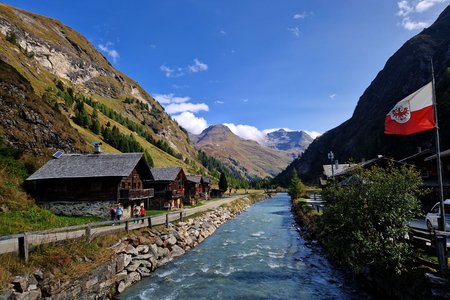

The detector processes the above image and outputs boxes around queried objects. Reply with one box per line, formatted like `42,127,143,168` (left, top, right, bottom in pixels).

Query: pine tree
219,172,228,192
288,169,305,199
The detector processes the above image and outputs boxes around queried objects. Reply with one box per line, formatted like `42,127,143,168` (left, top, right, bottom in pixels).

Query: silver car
425,199,450,231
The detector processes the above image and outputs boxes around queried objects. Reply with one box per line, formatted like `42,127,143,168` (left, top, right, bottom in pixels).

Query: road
0,194,256,255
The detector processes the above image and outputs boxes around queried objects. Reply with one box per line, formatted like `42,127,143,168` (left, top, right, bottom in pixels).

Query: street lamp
328,151,334,177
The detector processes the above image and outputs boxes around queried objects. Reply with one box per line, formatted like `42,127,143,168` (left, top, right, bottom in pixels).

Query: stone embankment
1,195,266,300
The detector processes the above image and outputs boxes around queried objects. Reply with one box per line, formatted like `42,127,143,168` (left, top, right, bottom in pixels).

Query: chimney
93,142,102,154
377,154,383,158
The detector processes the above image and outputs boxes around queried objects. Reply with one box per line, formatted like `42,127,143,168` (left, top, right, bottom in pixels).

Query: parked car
425,199,450,231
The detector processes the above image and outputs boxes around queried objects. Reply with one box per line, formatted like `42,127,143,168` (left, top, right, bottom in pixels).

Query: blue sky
3,0,449,141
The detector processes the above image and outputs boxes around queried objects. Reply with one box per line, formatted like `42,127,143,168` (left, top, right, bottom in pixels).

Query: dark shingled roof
150,167,182,181
186,175,202,183
27,153,144,180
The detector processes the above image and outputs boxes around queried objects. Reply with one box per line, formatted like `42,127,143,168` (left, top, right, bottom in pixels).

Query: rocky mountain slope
264,129,314,158
195,125,292,179
276,5,450,185
0,3,205,173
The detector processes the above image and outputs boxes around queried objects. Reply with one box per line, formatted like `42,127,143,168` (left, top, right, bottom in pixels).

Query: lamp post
328,151,334,177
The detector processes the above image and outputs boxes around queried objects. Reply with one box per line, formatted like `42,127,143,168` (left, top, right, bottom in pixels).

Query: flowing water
120,193,366,299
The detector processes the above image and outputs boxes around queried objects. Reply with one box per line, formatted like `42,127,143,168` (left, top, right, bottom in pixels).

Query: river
120,193,367,299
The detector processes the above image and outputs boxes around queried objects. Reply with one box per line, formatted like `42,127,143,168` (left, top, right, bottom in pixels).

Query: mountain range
276,4,450,185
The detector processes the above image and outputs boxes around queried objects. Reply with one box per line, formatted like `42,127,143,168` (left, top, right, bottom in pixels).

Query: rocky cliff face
276,5,450,185
196,125,292,179
264,129,314,158
0,3,200,169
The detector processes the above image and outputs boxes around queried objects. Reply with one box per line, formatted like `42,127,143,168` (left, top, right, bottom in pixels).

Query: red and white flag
384,82,435,135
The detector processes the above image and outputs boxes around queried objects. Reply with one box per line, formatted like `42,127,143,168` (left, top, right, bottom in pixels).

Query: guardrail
0,211,186,262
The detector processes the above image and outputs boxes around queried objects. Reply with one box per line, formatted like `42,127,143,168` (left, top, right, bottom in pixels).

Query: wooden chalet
201,176,211,199
185,175,203,205
26,152,154,218
148,167,186,210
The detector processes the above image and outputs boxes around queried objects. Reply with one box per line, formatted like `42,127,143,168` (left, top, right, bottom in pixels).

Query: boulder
124,254,133,268
136,245,149,254
149,244,159,257
137,267,152,277
115,271,128,282
126,261,143,272
170,245,185,258
135,253,153,260
124,244,139,256
11,276,28,293
167,235,177,246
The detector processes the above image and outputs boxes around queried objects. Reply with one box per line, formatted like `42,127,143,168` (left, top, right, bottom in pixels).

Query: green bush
322,164,422,274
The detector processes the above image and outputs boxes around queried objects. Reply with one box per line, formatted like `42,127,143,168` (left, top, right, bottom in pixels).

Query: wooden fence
0,211,185,262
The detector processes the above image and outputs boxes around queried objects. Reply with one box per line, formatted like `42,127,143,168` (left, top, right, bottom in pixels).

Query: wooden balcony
119,188,154,200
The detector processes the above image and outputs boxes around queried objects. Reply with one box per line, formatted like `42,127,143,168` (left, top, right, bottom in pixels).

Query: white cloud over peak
165,103,209,114
262,128,294,134
402,17,430,30
304,130,322,139
154,93,190,104
396,0,447,30
98,42,119,63
224,123,267,143
173,112,208,135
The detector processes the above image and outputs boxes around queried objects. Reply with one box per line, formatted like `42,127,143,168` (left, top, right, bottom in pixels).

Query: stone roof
27,153,145,180
150,167,183,181
186,175,202,183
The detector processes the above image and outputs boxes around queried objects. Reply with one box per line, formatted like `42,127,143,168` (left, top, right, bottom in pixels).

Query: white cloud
416,0,446,12
188,59,208,73
224,123,266,143
262,128,294,134
396,0,447,30
293,12,307,19
287,27,301,37
149,44,156,49
220,30,227,35
154,93,190,104
397,0,414,16
160,59,208,77
329,93,336,100
165,103,209,114
304,130,322,139
98,42,119,63
241,98,249,103
215,100,224,104
173,112,208,135
401,17,430,30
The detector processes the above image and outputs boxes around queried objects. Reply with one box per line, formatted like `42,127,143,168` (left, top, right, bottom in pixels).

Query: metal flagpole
431,59,446,233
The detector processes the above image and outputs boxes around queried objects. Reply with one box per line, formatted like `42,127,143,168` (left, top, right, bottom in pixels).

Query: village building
148,167,186,210
26,152,154,218
184,175,203,205
201,176,211,199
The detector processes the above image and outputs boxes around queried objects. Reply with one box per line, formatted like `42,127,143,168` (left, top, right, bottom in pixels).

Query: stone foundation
39,201,116,218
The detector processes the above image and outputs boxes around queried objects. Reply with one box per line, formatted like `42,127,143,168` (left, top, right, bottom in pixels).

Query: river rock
149,244,159,257
137,267,152,277
124,244,139,256
135,253,153,260
167,235,177,246
170,245,185,258
136,245,149,254
126,261,142,272
116,271,128,282
155,236,164,246
124,254,133,268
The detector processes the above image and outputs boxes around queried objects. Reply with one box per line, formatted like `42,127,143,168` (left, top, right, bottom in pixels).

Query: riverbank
0,193,268,299
291,198,450,300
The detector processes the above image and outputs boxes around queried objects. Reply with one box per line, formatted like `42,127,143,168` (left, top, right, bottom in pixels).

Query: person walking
133,205,140,224
116,205,123,221
139,205,146,223
110,206,116,224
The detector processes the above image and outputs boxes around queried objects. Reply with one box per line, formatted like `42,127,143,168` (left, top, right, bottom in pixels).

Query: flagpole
431,59,446,233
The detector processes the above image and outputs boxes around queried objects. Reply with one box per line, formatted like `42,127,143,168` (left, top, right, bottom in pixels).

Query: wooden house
148,167,186,210
185,175,203,205
201,176,211,199
26,152,154,218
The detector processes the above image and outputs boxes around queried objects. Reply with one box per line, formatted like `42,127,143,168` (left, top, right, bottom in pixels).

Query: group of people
109,204,146,224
